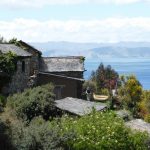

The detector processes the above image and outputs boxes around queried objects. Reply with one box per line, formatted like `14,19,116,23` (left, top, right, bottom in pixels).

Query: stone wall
7,58,31,94
37,73,81,99
30,55,40,75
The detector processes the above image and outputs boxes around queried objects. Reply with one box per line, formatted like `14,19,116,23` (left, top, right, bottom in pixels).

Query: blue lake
84,58,150,90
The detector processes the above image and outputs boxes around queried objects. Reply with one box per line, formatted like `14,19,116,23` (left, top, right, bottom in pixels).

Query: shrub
60,111,149,150
1,110,149,150
0,94,6,112
100,88,110,96
139,90,150,122
0,51,17,91
9,116,75,150
83,80,97,92
118,75,143,117
144,114,150,123
7,83,55,122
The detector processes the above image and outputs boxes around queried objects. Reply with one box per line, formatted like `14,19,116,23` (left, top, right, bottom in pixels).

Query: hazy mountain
30,41,150,60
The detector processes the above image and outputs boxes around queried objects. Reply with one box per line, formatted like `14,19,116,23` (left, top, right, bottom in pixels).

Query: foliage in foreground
0,110,149,150
9,117,75,150
60,111,149,150
7,83,55,122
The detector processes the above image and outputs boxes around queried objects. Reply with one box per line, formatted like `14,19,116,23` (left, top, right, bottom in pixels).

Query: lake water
84,58,150,90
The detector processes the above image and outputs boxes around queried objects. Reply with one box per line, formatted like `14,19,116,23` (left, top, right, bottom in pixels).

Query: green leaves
118,75,143,116
90,63,119,93
0,51,17,75
59,111,149,150
0,51,17,91
7,83,55,122
139,90,150,122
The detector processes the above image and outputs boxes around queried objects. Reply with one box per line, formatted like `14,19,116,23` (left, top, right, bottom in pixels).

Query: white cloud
0,0,150,8
1,17,150,43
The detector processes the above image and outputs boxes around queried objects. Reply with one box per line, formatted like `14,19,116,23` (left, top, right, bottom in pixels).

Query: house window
22,61,25,72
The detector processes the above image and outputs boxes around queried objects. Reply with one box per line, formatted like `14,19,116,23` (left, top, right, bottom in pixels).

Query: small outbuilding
55,97,107,116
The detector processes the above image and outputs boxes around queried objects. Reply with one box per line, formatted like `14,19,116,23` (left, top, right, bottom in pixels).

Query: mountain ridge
29,41,150,59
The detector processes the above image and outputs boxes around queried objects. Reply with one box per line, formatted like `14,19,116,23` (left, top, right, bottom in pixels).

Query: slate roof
0,44,32,57
19,40,42,55
55,97,107,116
40,57,85,72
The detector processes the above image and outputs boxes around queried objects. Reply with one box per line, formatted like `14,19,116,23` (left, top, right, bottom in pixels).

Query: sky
1,0,150,43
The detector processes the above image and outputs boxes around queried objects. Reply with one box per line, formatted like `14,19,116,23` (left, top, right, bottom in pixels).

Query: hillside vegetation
0,83,149,150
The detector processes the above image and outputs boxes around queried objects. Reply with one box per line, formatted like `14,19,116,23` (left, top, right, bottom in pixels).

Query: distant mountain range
30,41,150,60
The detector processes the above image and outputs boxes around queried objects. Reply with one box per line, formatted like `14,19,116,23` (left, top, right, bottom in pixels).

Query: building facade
38,57,85,99
0,42,85,99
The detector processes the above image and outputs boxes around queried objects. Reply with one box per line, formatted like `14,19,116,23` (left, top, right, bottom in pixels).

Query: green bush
60,111,149,150
83,80,97,92
139,90,150,122
1,110,149,150
144,114,150,123
0,51,17,91
9,117,75,150
118,75,143,117
7,83,55,122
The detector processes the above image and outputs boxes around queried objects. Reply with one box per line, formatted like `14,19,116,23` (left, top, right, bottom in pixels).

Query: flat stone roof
55,97,107,116
40,57,85,72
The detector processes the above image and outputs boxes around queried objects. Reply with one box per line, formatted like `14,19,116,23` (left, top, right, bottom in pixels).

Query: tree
104,65,118,91
90,63,119,93
118,75,142,116
95,63,105,91
139,90,150,122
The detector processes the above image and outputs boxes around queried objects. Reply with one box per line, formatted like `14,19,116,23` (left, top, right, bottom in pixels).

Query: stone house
0,43,34,94
38,57,85,99
0,42,85,99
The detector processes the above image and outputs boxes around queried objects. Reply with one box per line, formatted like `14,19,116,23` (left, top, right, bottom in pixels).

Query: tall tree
90,63,119,93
